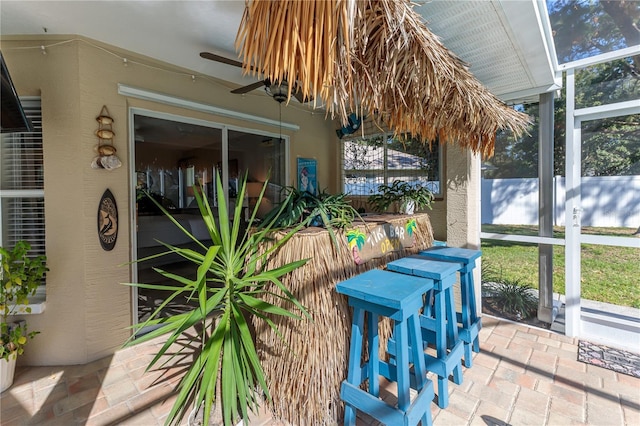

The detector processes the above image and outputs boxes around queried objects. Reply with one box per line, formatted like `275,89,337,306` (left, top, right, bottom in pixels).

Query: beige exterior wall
443,144,483,307
444,144,481,249
2,35,480,366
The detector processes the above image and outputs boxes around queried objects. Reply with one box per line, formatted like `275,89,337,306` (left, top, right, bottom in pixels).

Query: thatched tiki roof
236,0,530,156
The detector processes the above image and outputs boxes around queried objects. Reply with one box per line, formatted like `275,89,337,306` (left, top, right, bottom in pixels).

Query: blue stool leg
423,289,434,318
408,313,427,392
464,268,481,353
459,271,474,367
367,312,380,397
408,313,432,426
445,288,464,385
344,307,365,426
394,319,411,412
433,289,449,408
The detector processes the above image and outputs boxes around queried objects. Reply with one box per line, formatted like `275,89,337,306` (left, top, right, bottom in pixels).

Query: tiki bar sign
346,219,417,264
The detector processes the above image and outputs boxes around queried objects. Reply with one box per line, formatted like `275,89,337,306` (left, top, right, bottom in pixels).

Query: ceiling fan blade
231,80,268,94
293,89,313,104
199,52,244,69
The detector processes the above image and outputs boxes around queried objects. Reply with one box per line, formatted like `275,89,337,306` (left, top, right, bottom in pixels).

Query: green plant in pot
126,173,310,425
368,180,434,214
0,241,48,392
260,186,363,247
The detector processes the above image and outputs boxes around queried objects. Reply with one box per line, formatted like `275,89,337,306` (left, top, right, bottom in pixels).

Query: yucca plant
125,173,310,425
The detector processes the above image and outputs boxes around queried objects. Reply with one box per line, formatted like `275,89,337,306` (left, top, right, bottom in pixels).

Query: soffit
415,0,559,103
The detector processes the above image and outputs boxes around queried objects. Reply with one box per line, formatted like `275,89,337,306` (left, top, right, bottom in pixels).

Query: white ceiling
0,0,560,104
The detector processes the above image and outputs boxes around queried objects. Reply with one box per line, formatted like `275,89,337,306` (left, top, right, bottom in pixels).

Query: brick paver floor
1,315,638,425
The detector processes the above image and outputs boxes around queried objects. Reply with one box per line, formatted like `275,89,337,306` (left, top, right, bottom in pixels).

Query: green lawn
481,225,640,308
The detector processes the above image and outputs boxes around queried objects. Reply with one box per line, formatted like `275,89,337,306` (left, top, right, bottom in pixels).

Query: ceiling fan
200,52,312,104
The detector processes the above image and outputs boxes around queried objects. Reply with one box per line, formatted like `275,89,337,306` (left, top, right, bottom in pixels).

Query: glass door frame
127,107,290,329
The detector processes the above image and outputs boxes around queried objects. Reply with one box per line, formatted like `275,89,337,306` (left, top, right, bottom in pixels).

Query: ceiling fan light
266,80,289,103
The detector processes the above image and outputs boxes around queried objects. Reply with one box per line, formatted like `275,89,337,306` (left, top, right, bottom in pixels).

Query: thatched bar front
252,213,434,425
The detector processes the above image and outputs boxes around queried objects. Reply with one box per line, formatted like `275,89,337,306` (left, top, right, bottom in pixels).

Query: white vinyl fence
481,176,640,228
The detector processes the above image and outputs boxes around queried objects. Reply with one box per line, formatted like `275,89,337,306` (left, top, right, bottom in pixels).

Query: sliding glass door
130,110,288,327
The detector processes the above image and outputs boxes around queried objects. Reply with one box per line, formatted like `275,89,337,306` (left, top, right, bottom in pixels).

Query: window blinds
0,99,45,257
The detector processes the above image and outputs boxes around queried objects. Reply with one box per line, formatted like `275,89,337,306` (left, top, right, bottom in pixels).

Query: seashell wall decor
91,105,122,170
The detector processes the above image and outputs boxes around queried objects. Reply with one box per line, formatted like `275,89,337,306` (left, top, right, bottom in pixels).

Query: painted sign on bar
346,218,417,264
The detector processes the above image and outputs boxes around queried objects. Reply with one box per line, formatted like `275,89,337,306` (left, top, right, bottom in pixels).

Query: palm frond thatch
251,214,434,424
236,0,530,156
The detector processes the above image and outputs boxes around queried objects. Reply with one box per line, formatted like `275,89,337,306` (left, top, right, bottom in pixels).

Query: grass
481,225,640,308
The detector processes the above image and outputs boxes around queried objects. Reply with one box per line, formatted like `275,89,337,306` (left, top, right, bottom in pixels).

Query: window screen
342,127,441,197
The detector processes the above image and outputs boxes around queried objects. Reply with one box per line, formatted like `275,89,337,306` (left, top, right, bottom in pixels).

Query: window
0,98,45,260
341,127,441,197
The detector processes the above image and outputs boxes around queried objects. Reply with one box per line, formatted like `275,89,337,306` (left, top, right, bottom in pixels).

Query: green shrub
492,281,537,319
482,264,538,320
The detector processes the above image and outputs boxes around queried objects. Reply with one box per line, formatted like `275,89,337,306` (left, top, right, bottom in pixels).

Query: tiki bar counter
253,213,434,425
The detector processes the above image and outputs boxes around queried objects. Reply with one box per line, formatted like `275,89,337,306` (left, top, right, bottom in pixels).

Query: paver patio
1,315,638,425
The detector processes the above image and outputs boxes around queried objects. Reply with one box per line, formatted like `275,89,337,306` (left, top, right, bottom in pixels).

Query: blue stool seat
419,247,482,368
337,269,434,426
387,256,464,409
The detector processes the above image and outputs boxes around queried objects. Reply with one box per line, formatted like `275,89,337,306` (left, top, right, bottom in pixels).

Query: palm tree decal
346,229,366,250
405,219,417,237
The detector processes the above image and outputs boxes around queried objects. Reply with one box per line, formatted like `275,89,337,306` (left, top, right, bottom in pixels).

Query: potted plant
368,180,434,214
262,187,359,227
126,173,310,425
0,241,47,392
260,186,364,248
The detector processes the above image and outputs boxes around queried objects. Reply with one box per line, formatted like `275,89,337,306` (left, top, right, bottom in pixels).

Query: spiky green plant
125,173,310,425
482,263,538,320
260,186,363,248
488,280,538,320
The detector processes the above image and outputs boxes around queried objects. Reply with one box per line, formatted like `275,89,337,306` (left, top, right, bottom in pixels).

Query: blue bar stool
337,269,434,426
387,257,464,409
419,247,482,368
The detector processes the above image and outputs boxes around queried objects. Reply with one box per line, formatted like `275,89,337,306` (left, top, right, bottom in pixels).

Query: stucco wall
444,143,482,306
2,35,480,366
445,144,480,249
2,36,337,365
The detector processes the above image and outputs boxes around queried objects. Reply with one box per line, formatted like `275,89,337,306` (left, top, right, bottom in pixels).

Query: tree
486,0,639,179
548,0,639,65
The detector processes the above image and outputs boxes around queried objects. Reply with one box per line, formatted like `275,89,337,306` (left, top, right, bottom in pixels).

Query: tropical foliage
260,186,362,247
368,180,434,213
481,263,538,320
484,281,538,320
126,174,310,425
0,241,47,360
